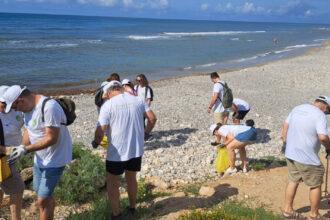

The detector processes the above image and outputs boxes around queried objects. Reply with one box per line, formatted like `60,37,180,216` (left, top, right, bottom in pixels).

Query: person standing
208,72,229,124
281,96,330,219
134,74,153,107
3,85,72,220
93,81,156,219
0,85,25,220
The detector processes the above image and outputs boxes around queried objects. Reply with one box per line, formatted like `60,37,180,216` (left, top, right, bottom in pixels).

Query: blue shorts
235,128,257,143
33,165,65,198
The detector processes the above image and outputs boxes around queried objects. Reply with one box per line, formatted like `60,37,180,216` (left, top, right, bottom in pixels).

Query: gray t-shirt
98,93,150,161
285,104,328,166
24,96,72,168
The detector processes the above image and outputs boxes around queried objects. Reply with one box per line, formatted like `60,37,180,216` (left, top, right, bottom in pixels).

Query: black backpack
136,85,154,101
94,86,105,108
42,97,76,126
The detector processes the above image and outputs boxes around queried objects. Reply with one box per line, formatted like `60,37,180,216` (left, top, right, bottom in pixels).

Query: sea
1,12,330,91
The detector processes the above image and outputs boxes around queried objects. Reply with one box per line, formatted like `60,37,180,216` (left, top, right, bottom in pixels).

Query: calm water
1,13,330,90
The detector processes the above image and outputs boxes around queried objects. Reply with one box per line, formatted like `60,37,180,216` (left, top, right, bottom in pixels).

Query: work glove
326,149,330,159
8,145,27,164
91,140,99,149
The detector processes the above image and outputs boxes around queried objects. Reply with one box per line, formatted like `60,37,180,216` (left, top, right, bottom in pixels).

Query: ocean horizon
1,12,330,91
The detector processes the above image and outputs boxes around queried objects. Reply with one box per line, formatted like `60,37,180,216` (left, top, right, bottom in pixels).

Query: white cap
316,95,330,106
103,80,122,93
3,85,26,113
0,85,9,102
209,124,217,134
121,79,131,85
100,81,109,87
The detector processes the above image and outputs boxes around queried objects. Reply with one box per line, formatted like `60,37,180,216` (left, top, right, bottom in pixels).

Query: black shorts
106,157,142,175
233,109,250,120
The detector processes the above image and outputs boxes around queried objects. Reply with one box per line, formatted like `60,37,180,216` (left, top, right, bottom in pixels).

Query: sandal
282,211,305,219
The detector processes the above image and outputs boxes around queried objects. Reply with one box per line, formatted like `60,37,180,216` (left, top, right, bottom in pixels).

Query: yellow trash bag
215,147,230,173
100,135,108,149
0,156,12,182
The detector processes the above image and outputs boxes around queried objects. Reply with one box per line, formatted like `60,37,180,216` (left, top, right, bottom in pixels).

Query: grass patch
249,156,286,171
181,182,203,196
179,201,281,220
55,143,105,205
68,178,169,219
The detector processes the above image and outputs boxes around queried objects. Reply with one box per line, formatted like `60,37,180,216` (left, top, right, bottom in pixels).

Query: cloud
200,3,209,11
216,2,267,15
276,0,315,17
147,0,168,9
77,0,117,7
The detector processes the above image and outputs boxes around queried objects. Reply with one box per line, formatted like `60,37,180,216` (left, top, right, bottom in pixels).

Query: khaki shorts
214,111,229,124
286,158,324,188
0,165,25,195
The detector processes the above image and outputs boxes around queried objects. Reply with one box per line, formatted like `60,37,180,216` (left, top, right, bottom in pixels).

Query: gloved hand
326,149,330,159
91,140,99,149
218,143,225,148
281,142,286,154
144,132,152,141
8,145,27,163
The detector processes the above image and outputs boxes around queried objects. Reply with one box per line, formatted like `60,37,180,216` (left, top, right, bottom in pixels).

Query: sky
1,0,330,23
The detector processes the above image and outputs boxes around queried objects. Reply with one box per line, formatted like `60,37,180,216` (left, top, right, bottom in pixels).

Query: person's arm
94,125,108,145
319,134,330,150
208,92,220,113
24,126,59,153
21,128,31,146
145,110,157,134
223,134,234,146
232,103,238,114
281,122,289,143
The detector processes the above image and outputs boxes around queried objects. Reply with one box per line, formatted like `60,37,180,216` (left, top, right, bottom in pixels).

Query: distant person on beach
210,120,257,175
0,85,25,220
208,72,230,124
93,81,156,219
281,96,330,220
232,98,250,124
3,85,72,220
134,74,153,107
122,79,137,96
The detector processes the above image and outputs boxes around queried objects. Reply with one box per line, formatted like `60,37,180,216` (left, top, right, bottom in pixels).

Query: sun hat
3,85,26,113
102,80,122,93
316,95,330,106
0,85,9,102
209,124,218,134
121,79,131,85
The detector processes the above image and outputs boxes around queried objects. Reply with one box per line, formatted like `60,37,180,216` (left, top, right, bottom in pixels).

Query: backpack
42,97,76,126
94,86,104,108
218,82,233,108
136,85,154,101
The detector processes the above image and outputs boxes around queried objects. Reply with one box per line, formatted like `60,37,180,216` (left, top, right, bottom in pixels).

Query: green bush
179,201,281,220
55,144,105,204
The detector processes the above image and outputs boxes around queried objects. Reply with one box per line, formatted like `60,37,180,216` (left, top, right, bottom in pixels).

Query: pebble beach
66,42,330,186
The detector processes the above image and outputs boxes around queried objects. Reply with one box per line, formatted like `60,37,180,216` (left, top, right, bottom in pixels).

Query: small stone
199,186,215,197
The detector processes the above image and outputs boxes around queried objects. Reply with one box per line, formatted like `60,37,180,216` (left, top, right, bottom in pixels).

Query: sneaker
242,167,248,173
224,167,237,175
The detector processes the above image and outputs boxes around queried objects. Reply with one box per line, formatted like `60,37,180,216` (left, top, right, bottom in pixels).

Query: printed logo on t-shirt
16,115,21,122
30,119,37,127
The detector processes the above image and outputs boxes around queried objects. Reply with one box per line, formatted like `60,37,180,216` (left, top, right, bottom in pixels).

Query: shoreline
38,40,330,96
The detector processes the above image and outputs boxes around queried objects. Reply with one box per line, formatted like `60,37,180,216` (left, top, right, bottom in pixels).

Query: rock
173,192,186,197
199,186,215,197
148,176,170,190
20,167,33,182
23,190,36,200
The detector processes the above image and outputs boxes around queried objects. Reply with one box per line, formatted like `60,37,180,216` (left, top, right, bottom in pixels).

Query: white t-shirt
24,96,72,168
285,104,328,166
0,110,23,146
233,98,250,111
212,81,225,113
218,125,251,137
134,85,152,101
98,93,150,161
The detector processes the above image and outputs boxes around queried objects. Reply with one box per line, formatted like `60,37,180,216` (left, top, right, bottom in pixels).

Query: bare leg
125,171,137,209
309,186,321,217
238,147,248,169
107,173,121,216
37,197,54,220
226,140,247,169
9,193,23,220
283,181,299,213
